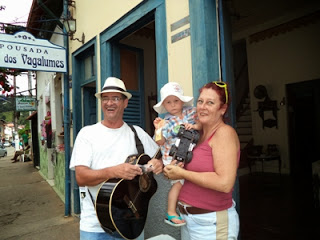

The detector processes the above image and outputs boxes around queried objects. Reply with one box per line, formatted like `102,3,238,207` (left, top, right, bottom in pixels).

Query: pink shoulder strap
207,131,216,142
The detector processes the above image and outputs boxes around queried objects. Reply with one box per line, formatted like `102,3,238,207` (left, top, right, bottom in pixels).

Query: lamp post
13,75,16,133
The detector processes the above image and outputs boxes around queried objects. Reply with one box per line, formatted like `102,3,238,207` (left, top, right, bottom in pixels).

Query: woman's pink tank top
179,133,239,211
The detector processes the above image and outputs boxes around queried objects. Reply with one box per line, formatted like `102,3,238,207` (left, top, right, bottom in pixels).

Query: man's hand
114,163,143,180
147,158,163,175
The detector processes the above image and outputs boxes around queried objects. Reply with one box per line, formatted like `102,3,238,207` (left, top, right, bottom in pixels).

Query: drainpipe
37,0,71,216
63,0,71,217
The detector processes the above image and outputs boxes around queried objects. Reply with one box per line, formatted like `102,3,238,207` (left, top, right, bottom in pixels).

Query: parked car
0,143,7,157
3,141,11,147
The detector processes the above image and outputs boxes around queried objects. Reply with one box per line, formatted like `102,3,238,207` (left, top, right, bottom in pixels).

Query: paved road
0,146,80,240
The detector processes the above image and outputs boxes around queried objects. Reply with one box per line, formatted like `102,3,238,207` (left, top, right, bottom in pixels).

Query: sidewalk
0,147,80,240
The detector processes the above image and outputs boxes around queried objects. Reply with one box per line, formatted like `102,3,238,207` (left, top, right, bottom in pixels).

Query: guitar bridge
124,195,140,218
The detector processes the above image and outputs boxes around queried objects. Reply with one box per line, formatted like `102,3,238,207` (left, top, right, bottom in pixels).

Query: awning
26,111,37,120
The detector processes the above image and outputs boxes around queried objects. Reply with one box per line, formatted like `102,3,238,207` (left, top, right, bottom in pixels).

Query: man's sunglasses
213,81,228,104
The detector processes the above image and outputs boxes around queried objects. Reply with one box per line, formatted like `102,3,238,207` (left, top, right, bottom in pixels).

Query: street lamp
63,17,85,44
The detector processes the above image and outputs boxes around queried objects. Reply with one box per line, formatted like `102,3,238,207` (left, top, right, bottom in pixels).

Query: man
70,77,163,240
11,141,31,163
21,130,29,147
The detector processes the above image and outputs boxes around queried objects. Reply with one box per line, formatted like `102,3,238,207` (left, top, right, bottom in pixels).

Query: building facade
26,0,320,238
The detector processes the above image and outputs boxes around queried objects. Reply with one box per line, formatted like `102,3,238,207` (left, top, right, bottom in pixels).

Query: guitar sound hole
139,174,151,192
126,155,138,164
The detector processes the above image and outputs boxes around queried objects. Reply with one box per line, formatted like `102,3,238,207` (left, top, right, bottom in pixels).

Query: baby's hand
154,117,165,129
184,123,194,130
170,159,185,168
154,118,166,142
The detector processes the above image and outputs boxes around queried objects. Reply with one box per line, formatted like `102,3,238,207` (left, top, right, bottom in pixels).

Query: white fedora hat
153,82,193,114
95,77,132,99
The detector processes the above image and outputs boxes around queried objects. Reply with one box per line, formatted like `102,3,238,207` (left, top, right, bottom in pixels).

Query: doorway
287,79,320,208
110,20,157,135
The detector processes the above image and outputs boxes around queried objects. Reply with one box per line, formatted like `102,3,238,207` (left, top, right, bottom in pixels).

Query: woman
163,81,240,239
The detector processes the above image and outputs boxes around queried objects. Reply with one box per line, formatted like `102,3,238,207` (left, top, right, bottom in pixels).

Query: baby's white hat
153,82,193,114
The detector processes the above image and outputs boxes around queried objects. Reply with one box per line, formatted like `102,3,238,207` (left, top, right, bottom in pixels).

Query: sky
0,0,32,26
0,0,35,97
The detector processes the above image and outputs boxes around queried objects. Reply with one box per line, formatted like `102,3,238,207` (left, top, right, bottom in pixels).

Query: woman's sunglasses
213,81,228,104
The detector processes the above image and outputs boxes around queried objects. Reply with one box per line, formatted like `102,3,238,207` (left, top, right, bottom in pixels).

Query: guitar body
95,153,158,240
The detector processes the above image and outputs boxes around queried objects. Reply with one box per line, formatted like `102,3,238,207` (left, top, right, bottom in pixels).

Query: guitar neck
153,147,162,160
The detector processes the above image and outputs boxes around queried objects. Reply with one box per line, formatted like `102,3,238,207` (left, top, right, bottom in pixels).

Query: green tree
17,112,31,127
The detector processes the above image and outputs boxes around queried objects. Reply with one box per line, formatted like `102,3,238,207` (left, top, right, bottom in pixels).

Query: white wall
246,21,320,172
36,26,65,149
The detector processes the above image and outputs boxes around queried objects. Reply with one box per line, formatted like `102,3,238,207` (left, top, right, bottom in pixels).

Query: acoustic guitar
95,149,161,240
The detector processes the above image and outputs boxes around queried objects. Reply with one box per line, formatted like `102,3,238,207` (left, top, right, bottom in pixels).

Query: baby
153,82,201,227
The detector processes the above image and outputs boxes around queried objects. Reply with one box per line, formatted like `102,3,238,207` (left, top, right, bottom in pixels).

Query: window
84,54,96,80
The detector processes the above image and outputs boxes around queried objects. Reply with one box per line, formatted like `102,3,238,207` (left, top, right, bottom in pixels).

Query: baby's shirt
160,106,197,165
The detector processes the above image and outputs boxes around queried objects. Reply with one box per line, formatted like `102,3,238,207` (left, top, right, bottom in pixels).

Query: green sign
16,97,37,111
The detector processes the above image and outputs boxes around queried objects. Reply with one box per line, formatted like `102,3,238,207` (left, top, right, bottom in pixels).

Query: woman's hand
163,163,184,180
